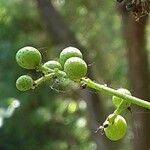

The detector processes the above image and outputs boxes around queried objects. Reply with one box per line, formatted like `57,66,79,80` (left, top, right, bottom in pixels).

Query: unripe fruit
16,75,33,91
64,57,87,80
43,60,62,70
59,47,83,66
16,46,42,69
112,88,131,108
104,114,127,141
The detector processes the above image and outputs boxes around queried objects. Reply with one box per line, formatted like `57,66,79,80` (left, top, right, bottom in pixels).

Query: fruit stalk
38,65,54,74
34,73,55,87
81,77,150,109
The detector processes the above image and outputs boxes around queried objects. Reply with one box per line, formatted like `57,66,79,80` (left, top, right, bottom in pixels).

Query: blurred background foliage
0,0,149,150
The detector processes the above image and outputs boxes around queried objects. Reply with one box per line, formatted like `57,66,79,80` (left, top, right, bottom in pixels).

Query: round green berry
104,114,127,141
59,47,83,66
16,46,42,69
64,57,87,80
16,75,33,91
43,60,62,70
112,88,131,108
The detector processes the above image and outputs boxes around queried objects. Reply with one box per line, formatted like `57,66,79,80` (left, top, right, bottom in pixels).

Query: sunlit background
0,0,149,150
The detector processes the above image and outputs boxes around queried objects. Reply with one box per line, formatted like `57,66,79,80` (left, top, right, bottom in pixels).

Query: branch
81,78,150,109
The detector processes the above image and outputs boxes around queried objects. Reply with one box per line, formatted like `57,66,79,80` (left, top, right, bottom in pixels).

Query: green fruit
64,57,87,80
104,114,127,141
16,75,33,91
59,47,83,66
16,46,42,69
43,60,62,70
112,88,131,108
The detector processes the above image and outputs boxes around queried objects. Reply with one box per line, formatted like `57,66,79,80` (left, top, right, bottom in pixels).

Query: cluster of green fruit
16,46,87,91
15,46,131,142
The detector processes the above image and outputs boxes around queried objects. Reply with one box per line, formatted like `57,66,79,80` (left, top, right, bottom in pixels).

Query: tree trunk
119,4,150,150
36,0,108,149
